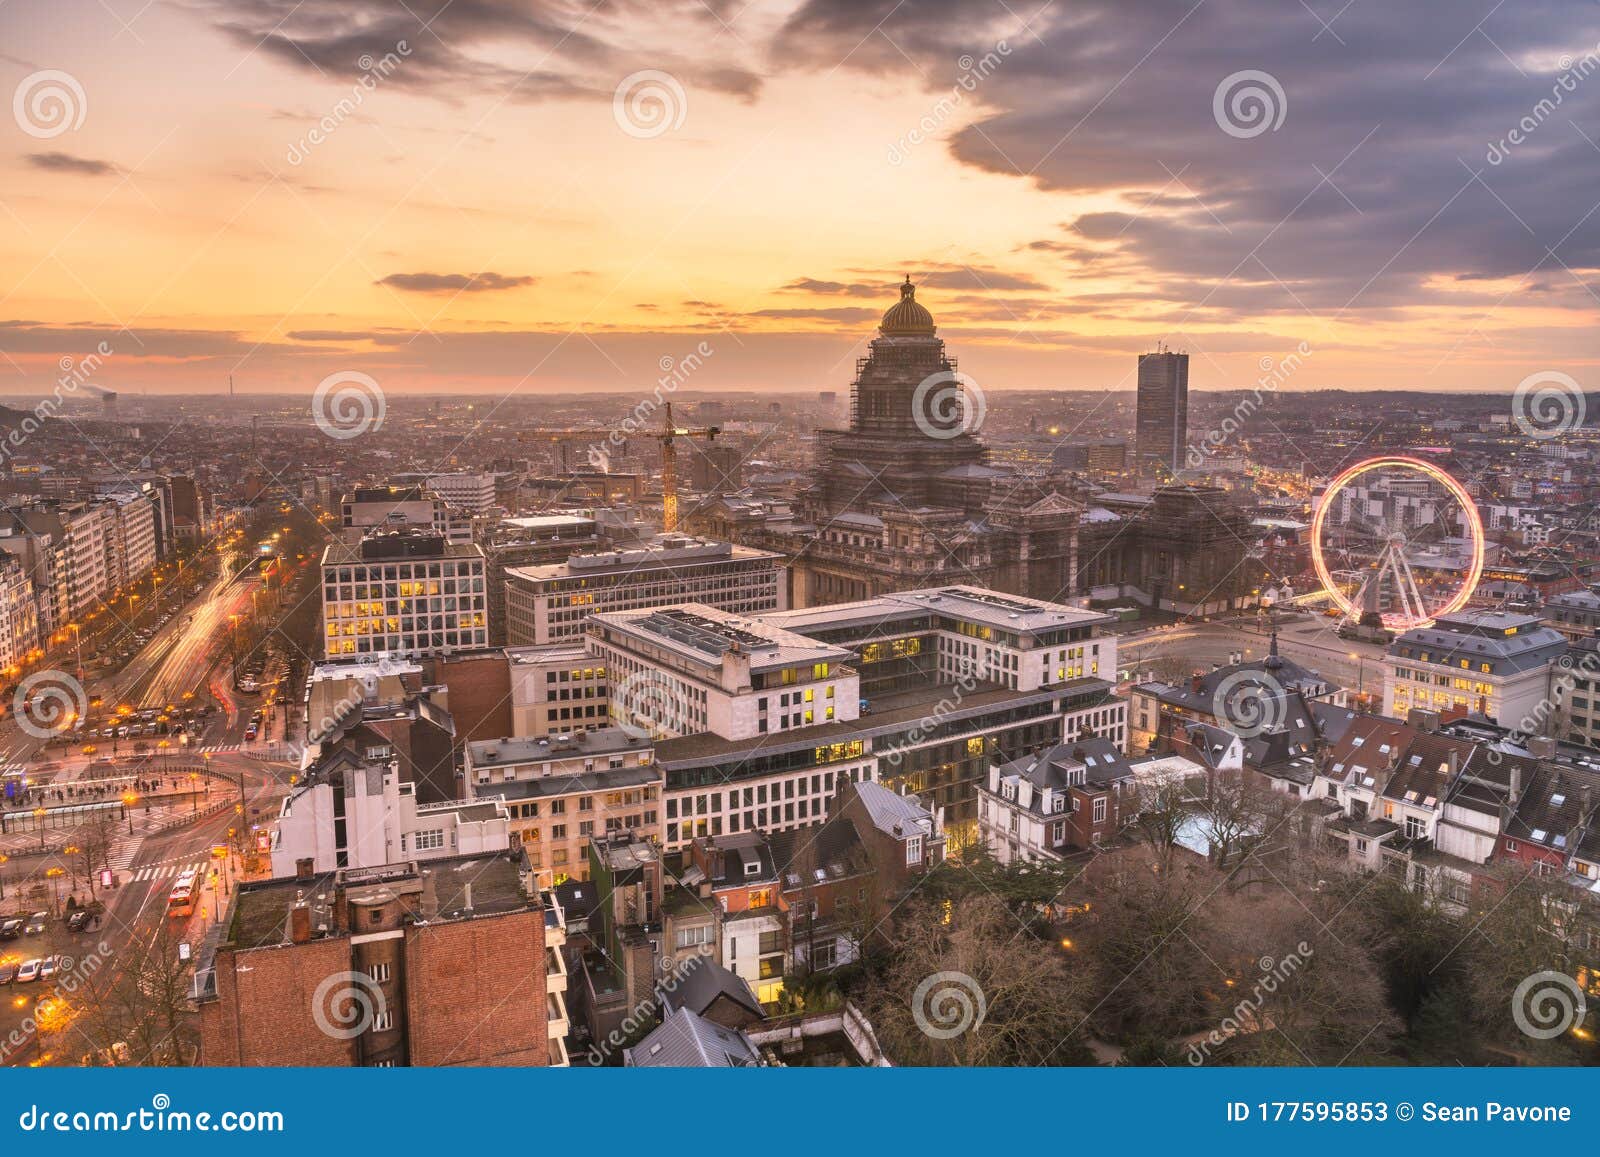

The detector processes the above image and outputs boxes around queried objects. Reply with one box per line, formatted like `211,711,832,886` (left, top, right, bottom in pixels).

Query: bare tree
1132,777,1191,877
869,893,1095,1066
76,921,197,1066
1196,770,1292,871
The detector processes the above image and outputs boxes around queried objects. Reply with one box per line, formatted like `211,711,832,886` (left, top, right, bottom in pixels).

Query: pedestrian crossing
130,860,208,883
107,835,141,870
196,743,242,754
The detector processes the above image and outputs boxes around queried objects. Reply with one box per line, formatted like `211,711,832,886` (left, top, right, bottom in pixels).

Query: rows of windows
664,765,873,847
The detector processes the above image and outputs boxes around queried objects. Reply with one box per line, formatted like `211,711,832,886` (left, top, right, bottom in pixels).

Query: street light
122,791,136,835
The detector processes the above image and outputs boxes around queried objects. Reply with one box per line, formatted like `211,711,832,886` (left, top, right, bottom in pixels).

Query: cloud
25,152,118,176
375,272,536,294
749,307,880,322
775,0,1600,321
781,278,885,297
202,0,763,105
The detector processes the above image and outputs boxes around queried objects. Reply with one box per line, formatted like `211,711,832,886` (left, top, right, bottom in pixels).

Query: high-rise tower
1135,347,1189,479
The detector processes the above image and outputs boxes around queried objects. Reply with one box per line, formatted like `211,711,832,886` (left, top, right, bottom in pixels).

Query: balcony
547,989,570,1041
546,945,568,996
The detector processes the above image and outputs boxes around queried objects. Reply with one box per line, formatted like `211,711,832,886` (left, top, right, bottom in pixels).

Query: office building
340,486,470,545
589,586,1124,850
1135,348,1188,478
1384,610,1566,727
504,535,783,647
507,643,610,737
320,530,488,659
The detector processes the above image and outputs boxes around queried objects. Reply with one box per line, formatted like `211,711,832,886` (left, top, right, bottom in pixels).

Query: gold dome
880,275,936,335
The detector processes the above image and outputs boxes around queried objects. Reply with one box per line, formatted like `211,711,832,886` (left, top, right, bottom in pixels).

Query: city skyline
1,0,1596,398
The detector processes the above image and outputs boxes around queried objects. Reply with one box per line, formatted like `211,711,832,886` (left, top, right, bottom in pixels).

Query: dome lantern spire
880,274,936,335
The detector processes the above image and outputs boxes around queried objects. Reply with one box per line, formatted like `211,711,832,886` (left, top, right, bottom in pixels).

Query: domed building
688,277,1264,616
789,278,1084,607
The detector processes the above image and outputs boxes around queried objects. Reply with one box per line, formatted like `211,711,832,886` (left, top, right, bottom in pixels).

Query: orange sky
1,0,1595,398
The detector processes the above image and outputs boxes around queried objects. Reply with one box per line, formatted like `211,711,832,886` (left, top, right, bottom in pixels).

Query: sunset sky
1,0,1597,398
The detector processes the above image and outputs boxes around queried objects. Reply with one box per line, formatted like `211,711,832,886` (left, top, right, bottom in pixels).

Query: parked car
23,912,48,936
0,961,16,984
80,1041,130,1067
38,955,62,980
0,918,22,940
66,910,90,933
15,958,41,982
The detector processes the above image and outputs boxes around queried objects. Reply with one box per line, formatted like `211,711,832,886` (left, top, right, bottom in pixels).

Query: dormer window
906,835,923,865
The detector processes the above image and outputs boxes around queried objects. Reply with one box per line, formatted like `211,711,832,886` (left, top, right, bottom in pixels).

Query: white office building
505,535,783,647
1384,610,1566,730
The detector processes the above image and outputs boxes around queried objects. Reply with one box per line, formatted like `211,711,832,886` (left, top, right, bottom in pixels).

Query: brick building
195,853,561,1066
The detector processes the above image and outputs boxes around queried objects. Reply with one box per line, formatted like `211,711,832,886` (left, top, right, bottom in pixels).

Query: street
1117,612,1389,699
0,550,294,1066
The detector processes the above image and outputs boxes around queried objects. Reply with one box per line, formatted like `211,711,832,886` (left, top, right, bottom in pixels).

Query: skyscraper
1135,348,1189,478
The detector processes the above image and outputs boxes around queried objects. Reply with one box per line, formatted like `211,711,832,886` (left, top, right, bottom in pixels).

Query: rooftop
762,583,1111,638
223,852,532,951
506,535,779,583
593,603,849,673
466,728,652,768
654,678,1114,766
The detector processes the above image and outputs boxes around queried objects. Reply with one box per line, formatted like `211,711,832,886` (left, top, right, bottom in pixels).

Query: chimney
289,902,312,944
296,857,315,882
1190,674,1204,694
462,882,474,913
1509,765,1522,807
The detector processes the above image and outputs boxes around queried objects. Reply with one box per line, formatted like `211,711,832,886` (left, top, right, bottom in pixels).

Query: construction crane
656,403,720,534
517,402,719,533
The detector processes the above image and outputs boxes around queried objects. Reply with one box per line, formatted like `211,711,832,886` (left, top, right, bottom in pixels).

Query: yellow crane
518,402,720,533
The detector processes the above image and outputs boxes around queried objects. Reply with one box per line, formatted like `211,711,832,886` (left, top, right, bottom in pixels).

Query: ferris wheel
1309,455,1484,631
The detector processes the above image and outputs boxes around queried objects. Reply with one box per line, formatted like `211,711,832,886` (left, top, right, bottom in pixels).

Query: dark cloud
781,278,884,297
203,0,762,104
376,272,536,294
776,0,1600,320
749,307,879,322
25,152,118,176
